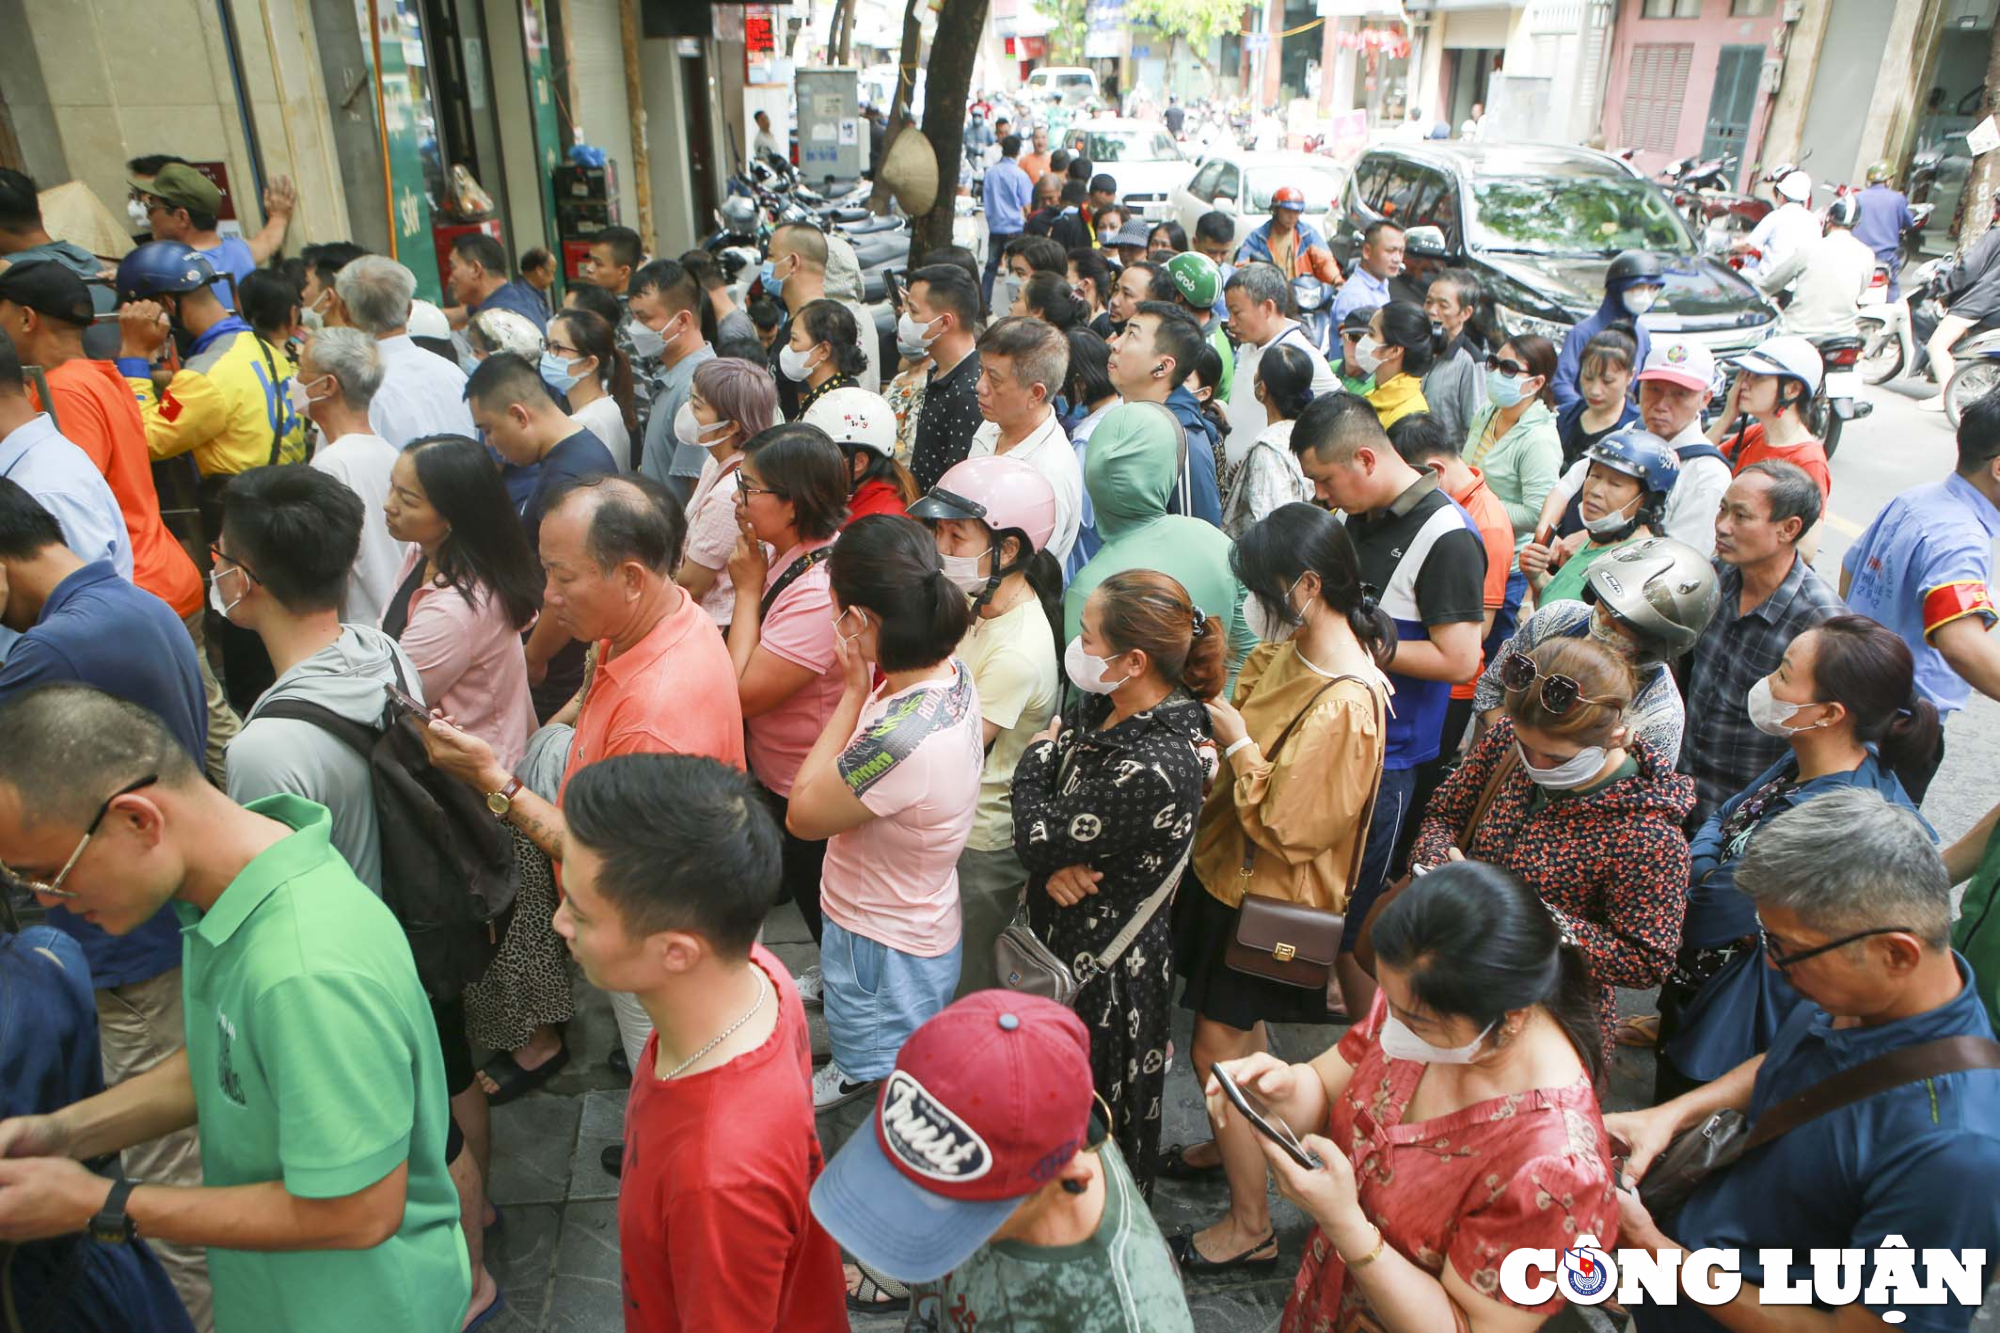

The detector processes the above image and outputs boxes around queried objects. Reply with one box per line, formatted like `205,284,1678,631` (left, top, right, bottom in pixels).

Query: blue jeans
1339,765,1419,953
820,918,962,1079
1484,568,1529,666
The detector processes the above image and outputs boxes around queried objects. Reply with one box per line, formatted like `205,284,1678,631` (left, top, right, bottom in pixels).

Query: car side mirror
1404,225,1448,257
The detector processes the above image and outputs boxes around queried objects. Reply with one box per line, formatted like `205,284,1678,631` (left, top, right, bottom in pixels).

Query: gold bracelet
1343,1223,1386,1271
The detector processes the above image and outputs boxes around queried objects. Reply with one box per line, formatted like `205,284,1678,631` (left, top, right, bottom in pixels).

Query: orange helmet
1271,186,1306,212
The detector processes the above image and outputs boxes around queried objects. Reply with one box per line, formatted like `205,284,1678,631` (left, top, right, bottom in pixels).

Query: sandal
1617,1014,1662,1048
463,1289,507,1331
845,1260,910,1313
1157,1141,1223,1181
477,1043,571,1106
1167,1228,1279,1276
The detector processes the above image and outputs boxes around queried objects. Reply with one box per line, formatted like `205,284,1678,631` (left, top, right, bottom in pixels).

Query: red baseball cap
809,992,1095,1281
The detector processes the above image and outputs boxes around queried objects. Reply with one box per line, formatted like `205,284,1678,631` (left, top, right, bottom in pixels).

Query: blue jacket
1550,292,1650,413
1162,386,1224,528
1685,749,1928,949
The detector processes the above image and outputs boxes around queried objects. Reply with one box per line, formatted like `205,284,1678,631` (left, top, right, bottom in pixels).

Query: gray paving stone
568,1089,627,1202
543,1200,625,1331
483,1201,564,1329
487,1092,581,1207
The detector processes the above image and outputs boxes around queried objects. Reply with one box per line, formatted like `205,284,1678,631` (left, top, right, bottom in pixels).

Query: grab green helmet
1165,251,1222,311
1866,160,1895,185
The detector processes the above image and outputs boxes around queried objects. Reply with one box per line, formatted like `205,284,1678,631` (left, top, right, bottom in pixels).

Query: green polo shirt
175,794,468,1333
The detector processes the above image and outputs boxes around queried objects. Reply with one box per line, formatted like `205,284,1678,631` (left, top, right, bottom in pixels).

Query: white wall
566,0,639,227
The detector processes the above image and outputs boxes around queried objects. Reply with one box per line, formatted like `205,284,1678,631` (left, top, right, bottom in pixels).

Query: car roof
1031,66,1093,76
1361,141,1640,181
1071,117,1158,131
1211,151,1348,170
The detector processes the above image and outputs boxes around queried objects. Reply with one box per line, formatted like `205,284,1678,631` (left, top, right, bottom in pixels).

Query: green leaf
1124,0,1242,48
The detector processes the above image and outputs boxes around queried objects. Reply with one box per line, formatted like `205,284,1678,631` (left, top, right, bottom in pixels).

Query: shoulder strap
1083,839,1193,980
1241,672,1386,888
251,335,287,465
1460,744,1522,849
1742,1035,2000,1153
759,545,832,621
254,697,381,757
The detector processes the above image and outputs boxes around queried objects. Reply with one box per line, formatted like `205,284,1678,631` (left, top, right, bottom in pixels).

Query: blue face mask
539,350,583,395
1486,366,1527,408
760,256,787,301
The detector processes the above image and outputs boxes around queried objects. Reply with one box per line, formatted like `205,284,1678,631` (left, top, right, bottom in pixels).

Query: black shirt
911,348,984,493
521,428,616,552
766,311,799,419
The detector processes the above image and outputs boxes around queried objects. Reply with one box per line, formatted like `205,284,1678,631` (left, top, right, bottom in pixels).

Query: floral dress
1012,688,1212,1195
1282,994,1620,1333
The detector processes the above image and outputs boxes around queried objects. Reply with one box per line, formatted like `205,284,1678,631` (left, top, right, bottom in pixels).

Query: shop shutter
1621,43,1694,153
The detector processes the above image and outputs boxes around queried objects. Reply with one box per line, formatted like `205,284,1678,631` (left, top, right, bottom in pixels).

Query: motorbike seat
840,214,904,235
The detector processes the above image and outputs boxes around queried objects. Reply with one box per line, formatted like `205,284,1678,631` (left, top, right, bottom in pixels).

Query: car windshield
1080,130,1178,163
1248,166,1342,213
1468,172,1692,255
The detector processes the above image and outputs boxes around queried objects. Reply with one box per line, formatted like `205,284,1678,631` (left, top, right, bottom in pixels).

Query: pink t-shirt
681,454,743,627
390,546,536,772
818,660,985,958
746,541,845,797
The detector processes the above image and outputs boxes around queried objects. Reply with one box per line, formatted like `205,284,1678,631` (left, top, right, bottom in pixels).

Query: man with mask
630,258,713,504
296,328,401,625
297,242,366,327
1551,250,1661,412
906,264,986,492
756,224,831,422
1472,534,1718,760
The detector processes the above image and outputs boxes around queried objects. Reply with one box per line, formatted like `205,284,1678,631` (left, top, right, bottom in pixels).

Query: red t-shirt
1726,423,1831,505
847,477,909,521
618,945,847,1332
36,359,203,617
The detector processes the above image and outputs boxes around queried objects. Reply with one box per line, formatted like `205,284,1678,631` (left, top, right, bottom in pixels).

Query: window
1189,160,1226,200
1622,43,1694,153
1641,0,1701,16
1730,0,1774,13
1407,172,1460,242
1214,163,1242,203
1379,164,1442,222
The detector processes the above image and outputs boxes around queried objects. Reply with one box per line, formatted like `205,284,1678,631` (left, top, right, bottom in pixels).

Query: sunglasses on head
1485,355,1530,378
1499,652,1618,716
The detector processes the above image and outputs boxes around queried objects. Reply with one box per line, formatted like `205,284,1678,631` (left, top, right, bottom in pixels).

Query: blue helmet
1583,427,1679,501
116,242,218,302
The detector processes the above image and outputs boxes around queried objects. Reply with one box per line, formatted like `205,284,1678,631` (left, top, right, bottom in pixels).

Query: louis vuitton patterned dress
1013,687,1212,1196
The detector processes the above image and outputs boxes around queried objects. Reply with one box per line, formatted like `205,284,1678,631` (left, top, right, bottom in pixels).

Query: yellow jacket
120,317,308,476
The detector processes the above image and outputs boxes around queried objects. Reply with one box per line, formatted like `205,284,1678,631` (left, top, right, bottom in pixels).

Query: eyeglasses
1499,652,1618,716
544,340,581,358
1486,355,1530,378
0,775,159,901
737,480,787,501
1759,921,1917,970
209,544,260,585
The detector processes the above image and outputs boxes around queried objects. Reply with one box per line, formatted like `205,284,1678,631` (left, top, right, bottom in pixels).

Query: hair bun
1298,387,1316,406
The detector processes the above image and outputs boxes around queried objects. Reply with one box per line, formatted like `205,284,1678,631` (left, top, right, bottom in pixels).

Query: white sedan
1060,118,1198,219
1173,152,1350,252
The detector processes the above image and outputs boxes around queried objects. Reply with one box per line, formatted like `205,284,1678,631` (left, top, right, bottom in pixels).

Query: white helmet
801,387,897,458
1775,171,1812,203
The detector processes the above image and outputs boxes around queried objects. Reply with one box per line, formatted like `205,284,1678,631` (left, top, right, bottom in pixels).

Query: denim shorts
820,918,963,1080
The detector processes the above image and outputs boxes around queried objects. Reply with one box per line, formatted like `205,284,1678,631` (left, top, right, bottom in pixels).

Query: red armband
1922,581,1996,638
159,389,183,423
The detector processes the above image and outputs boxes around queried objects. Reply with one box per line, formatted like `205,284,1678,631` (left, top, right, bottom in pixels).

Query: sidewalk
469,903,1996,1332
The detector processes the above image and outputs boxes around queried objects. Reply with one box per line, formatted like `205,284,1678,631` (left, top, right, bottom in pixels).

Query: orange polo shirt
1450,465,1515,702
562,585,747,803
34,358,203,618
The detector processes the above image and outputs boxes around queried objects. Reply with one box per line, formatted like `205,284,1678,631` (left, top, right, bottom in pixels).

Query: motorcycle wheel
1855,315,1904,385
1944,359,2000,429
1809,396,1842,459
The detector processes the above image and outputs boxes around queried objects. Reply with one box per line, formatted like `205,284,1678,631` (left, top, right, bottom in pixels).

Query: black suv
1328,142,1777,356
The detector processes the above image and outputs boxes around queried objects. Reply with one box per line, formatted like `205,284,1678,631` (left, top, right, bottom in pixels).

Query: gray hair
303,327,384,411
1737,460,1823,536
335,256,417,335
1223,260,1291,315
1736,788,1951,949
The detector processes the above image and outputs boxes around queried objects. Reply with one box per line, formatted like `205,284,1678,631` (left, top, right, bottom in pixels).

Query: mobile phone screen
1213,1065,1323,1171
383,682,426,718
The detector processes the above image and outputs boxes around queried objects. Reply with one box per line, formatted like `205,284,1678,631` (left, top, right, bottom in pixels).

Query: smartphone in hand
383,682,427,719
1213,1064,1324,1171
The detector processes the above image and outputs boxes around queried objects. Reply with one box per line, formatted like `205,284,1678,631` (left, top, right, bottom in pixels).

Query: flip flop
1157,1141,1223,1181
477,1043,571,1106
1167,1228,1279,1276
845,1260,910,1313
464,1288,507,1331
1617,1014,1662,1048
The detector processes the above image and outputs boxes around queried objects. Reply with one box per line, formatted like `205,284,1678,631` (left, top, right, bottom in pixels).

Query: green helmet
1866,159,1895,184
1165,250,1221,310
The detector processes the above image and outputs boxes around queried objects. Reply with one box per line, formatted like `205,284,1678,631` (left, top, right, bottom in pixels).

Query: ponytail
1808,615,1944,796
608,344,637,442
1095,569,1223,703
828,515,971,671
1879,697,1943,795
1349,587,1397,672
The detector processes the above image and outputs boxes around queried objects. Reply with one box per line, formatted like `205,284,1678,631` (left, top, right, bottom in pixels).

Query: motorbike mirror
1404,225,1448,257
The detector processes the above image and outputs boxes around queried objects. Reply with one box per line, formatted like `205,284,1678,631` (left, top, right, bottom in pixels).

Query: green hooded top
1064,402,1256,673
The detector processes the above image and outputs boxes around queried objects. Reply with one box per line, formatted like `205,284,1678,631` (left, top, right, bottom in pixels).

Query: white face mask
208,566,245,620
1350,334,1384,377
1583,496,1639,539
1244,574,1305,644
1379,1012,1496,1065
1516,738,1609,790
997,272,1024,313
673,401,732,449
284,375,322,416
940,549,992,595
778,341,823,383
898,310,943,353
1064,636,1131,694
1747,676,1825,738
833,605,868,649
1621,286,1661,316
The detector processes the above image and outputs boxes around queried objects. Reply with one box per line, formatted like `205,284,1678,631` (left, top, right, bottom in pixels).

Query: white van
1023,66,1099,106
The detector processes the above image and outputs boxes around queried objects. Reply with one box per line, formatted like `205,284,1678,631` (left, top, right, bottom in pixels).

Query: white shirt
968,410,1082,564
570,396,632,472
753,128,783,161
1744,203,1822,280
310,432,409,626
1759,230,1876,340
1225,322,1339,466
368,334,476,448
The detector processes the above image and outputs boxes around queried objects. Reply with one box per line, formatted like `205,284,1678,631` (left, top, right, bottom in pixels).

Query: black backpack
256,666,518,1000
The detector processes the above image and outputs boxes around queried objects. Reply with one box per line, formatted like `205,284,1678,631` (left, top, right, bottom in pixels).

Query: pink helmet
907,454,1058,553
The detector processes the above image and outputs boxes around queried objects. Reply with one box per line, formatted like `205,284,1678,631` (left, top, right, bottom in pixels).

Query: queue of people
0,160,1998,1333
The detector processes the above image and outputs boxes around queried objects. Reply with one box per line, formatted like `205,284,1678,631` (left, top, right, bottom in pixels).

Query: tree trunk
868,0,926,215
836,0,856,65
911,0,991,268
1958,43,2000,255
825,0,849,64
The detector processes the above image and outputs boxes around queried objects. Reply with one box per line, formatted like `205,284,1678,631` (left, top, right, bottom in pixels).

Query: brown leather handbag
1225,674,1384,991
1353,742,1520,977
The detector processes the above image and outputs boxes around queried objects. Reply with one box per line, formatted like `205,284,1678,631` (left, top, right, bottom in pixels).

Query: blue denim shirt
1647,956,2000,1333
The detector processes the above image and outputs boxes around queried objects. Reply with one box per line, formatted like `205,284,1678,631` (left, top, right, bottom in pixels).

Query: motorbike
1291,274,1335,361
1855,256,1953,386
1807,333,1872,459
1664,154,1771,254
1942,329,2000,426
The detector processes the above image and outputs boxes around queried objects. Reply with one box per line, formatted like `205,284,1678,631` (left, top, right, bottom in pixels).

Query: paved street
474,374,2000,1331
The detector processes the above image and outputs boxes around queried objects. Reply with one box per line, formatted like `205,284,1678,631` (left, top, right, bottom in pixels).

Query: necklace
661,969,768,1080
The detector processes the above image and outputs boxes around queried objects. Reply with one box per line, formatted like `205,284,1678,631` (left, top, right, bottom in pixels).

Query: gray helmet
1825,194,1860,229
718,195,758,235
1583,537,1720,662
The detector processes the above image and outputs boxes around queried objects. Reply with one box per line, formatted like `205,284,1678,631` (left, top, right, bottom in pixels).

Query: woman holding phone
1207,862,1619,1333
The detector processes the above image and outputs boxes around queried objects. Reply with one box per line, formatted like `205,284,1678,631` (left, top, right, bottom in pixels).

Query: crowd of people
0,142,1998,1333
